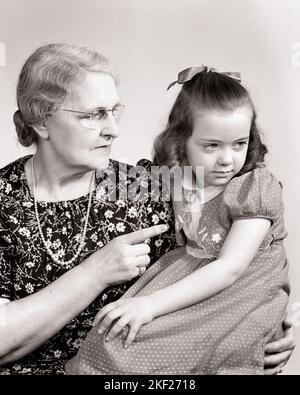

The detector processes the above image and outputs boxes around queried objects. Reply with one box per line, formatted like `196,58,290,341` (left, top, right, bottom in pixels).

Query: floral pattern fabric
0,156,176,375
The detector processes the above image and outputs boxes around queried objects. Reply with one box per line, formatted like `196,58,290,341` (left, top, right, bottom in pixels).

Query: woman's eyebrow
86,101,122,112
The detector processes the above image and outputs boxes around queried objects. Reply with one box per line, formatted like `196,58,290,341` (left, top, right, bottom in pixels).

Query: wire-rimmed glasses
58,104,125,130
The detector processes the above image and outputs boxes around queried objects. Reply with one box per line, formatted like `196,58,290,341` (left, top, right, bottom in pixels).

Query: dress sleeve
136,159,176,264
223,167,284,225
0,214,14,300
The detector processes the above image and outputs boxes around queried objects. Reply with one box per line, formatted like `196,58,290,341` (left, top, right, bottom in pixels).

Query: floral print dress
66,167,290,375
0,156,176,375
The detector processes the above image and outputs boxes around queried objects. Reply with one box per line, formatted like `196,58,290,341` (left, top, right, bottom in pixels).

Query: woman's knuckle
106,312,115,321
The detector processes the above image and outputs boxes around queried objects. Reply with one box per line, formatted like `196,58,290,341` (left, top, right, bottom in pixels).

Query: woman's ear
32,116,50,140
32,124,49,140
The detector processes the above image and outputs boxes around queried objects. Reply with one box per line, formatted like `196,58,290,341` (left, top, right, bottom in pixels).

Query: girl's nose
218,148,233,166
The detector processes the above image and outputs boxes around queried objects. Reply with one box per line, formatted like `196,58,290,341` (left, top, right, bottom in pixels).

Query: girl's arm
95,218,271,347
148,218,271,317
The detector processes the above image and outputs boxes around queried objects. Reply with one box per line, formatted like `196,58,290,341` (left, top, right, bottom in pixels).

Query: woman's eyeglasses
58,104,125,129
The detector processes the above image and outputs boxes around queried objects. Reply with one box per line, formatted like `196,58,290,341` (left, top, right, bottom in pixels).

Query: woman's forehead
66,72,120,110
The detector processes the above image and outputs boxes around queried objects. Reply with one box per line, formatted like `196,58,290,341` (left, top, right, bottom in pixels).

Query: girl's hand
93,296,155,348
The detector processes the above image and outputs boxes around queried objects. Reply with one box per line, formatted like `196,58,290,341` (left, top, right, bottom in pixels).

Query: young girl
65,66,290,375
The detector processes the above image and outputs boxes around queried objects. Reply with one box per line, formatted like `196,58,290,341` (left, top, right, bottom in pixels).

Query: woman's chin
89,150,111,170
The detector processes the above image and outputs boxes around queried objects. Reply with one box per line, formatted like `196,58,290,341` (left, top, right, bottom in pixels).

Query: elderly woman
0,43,295,375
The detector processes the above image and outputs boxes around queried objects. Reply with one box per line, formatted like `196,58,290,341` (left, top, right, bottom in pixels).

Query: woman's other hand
264,317,296,375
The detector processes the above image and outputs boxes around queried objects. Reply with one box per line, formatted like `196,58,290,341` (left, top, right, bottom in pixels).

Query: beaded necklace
31,157,95,265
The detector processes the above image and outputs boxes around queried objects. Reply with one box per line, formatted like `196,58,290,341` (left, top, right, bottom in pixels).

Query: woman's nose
100,114,119,139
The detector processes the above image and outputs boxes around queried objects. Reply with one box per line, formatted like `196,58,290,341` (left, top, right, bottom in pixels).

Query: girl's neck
202,184,225,204
184,167,226,203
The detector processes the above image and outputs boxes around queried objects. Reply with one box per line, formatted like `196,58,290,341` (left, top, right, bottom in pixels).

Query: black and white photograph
0,0,299,376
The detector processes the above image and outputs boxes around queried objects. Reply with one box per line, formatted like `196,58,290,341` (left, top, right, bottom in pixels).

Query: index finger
121,225,169,245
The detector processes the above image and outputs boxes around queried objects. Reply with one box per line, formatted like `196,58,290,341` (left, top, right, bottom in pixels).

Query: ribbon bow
167,65,241,90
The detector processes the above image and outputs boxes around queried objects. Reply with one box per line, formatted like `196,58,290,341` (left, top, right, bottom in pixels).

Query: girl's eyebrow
198,137,249,143
233,137,249,142
197,138,221,142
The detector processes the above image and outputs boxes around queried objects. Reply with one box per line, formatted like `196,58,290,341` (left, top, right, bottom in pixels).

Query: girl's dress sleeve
223,167,285,226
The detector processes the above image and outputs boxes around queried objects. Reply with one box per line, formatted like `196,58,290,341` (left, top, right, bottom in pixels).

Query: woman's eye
90,113,99,120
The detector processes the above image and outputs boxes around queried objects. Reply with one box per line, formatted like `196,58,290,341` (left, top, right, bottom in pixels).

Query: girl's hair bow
167,65,242,90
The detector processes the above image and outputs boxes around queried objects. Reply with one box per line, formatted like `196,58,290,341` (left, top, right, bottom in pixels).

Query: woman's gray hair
14,43,119,147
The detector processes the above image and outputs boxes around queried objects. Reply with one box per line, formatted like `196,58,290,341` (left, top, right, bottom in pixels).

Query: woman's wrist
81,251,108,293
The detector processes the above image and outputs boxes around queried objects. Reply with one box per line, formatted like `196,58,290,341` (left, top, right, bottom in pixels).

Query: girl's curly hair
153,70,267,176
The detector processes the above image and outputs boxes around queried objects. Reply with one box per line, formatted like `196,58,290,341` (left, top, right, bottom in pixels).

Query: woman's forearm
0,253,106,365
148,259,238,318
0,225,165,364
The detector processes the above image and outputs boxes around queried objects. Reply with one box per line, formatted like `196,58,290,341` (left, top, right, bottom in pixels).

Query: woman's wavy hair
153,70,267,176
13,43,119,147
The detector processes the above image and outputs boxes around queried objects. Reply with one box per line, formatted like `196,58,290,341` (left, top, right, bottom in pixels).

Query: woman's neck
24,153,95,202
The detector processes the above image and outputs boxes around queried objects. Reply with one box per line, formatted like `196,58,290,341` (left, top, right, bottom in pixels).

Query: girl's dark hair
153,70,267,176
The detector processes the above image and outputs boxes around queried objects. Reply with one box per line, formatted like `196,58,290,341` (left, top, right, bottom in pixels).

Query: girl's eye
233,141,248,149
204,144,218,150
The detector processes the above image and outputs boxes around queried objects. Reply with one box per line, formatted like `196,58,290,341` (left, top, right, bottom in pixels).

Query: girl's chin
209,177,233,186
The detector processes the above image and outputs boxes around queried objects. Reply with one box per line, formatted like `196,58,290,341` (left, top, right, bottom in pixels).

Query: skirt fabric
65,243,288,375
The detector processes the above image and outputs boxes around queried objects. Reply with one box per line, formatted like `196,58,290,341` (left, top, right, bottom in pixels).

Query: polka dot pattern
65,168,289,375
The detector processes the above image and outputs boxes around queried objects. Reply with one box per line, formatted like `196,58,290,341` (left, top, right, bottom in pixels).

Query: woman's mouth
93,144,111,150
